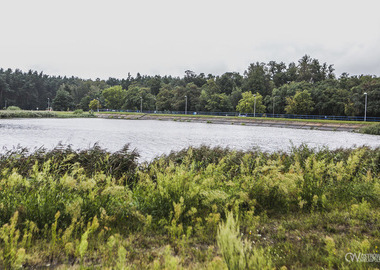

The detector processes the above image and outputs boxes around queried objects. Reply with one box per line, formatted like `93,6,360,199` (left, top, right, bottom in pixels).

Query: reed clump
0,144,379,269
0,110,96,118
360,123,380,135
0,110,57,118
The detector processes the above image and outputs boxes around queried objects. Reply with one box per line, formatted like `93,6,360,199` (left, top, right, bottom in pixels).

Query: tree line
0,55,379,116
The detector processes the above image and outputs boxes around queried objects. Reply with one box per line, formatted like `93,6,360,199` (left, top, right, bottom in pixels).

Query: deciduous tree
52,84,74,111
89,99,101,111
236,92,266,114
102,85,127,110
285,90,314,115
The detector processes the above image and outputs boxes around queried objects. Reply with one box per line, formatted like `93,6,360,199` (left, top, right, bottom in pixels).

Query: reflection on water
0,118,379,161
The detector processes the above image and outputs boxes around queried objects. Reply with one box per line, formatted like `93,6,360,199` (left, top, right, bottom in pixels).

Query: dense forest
1,55,379,116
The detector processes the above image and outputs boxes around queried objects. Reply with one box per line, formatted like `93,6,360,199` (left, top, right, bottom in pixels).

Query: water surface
0,118,378,161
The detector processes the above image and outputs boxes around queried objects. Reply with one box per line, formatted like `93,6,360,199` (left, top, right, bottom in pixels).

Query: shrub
74,109,84,114
6,106,22,111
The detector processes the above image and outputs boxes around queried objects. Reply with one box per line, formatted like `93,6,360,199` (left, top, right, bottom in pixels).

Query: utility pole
185,95,187,115
273,96,278,116
364,92,367,121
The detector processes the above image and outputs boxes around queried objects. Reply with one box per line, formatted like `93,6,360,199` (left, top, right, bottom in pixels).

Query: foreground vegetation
0,145,379,269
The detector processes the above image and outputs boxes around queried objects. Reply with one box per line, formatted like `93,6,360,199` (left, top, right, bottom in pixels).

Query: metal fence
99,109,380,122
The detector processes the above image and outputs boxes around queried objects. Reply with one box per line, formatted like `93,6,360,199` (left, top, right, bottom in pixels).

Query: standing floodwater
0,118,379,161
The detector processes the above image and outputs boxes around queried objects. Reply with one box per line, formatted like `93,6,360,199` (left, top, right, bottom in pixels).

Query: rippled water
0,118,379,161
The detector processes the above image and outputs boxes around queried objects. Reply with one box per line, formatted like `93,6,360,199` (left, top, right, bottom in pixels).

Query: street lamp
140,96,143,113
364,92,367,121
185,95,188,115
47,98,50,111
253,94,256,117
273,96,278,116
154,97,157,113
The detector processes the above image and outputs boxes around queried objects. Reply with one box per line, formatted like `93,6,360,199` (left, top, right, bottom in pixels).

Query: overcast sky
1,0,380,79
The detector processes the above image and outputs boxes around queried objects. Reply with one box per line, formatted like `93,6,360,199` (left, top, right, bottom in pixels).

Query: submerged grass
0,145,379,269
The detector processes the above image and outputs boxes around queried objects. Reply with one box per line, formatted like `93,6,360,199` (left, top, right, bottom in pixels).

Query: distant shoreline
0,110,372,133
96,113,367,132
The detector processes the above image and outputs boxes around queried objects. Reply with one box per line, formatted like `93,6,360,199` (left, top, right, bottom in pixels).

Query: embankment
97,113,366,132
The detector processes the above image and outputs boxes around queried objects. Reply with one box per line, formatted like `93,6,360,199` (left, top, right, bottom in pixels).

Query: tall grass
0,110,57,118
0,110,95,118
0,144,379,268
360,123,380,135
217,212,272,269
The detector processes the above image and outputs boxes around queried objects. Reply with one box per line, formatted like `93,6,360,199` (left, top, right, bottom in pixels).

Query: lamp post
140,96,142,113
97,98,100,112
273,96,278,116
253,94,256,117
47,98,50,111
364,92,367,121
185,95,187,115
154,97,157,113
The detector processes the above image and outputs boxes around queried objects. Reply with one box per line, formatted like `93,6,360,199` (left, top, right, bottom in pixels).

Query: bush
74,109,84,114
6,106,22,111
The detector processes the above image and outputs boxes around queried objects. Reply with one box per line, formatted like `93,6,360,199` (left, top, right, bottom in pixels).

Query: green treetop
89,99,101,112
102,85,127,110
236,92,266,114
285,90,315,115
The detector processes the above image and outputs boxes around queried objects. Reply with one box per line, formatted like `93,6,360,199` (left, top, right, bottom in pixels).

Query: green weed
0,145,379,268
217,212,273,269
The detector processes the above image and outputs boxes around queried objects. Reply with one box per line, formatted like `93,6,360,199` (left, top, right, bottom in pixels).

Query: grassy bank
0,110,95,119
0,145,379,269
97,111,374,126
0,110,373,127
